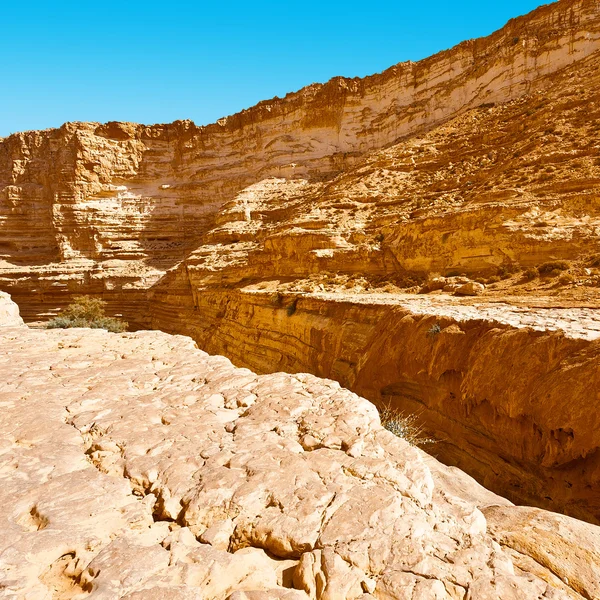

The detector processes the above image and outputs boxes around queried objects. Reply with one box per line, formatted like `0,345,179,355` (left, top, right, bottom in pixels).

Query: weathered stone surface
0,291,24,327
0,323,599,599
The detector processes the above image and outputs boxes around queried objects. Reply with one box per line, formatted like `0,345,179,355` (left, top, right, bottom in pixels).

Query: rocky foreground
1,295,600,599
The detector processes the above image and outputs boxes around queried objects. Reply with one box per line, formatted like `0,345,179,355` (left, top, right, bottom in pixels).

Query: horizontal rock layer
2,0,600,319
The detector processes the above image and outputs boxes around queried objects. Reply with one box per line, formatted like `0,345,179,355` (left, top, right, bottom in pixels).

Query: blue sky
1,1,552,137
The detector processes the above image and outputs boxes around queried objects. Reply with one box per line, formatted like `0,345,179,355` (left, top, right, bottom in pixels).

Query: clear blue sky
1,1,553,137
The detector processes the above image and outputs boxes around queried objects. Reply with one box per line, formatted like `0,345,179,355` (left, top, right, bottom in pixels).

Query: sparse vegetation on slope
380,405,436,447
47,296,127,332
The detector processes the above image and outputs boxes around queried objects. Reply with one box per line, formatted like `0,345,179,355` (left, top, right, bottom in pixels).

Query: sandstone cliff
1,293,600,599
3,0,600,526
2,0,600,321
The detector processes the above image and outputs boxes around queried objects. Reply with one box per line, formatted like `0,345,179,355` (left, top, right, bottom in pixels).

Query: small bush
427,323,441,338
558,272,575,286
286,299,298,317
497,264,518,279
523,267,539,281
380,406,435,447
538,261,570,275
47,296,128,333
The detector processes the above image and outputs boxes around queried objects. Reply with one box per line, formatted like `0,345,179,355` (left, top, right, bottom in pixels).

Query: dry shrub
47,296,128,333
380,405,436,447
523,267,539,281
538,261,570,275
558,272,575,285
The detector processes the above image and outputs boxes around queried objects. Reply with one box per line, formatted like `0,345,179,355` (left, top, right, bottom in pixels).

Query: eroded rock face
0,291,24,327
2,0,600,321
1,323,599,599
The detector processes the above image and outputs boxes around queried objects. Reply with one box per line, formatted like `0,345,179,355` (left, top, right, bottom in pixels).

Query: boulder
0,291,24,327
455,281,485,296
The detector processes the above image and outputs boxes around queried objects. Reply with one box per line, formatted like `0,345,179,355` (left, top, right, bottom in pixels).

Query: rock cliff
3,0,600,525
2,0,600,320
1,293,600,599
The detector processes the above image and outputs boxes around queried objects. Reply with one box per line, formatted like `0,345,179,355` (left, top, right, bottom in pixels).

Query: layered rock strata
1,295,600,599
3,0,600,320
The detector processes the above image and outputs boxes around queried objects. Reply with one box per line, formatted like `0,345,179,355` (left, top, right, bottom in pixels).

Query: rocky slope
1,294,600,599
3,0,600,524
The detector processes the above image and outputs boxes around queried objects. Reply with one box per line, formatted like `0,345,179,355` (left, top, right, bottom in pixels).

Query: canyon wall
3,0,600,320
148,282,600,524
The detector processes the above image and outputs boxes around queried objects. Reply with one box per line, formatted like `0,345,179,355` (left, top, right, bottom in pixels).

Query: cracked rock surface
1,311,600,599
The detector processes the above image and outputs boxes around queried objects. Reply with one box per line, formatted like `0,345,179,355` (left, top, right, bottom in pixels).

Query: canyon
2,0,600,555
2,292,600,599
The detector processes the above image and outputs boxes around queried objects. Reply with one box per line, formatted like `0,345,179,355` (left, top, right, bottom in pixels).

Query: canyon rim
3,0,600,598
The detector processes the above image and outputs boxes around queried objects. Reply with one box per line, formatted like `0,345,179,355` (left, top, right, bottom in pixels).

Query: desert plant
538,261,570,275
47,296,127,333
427,323,441,338
380,406,436,447
497,264,518,279
558,272,575,286
523,267,539,281
286,298,298,317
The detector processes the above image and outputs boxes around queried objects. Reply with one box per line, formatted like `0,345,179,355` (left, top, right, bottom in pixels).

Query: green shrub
286,299,298,317
523,267,539,281
538,261,570,275
427,323,441,338
47,296,128,333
